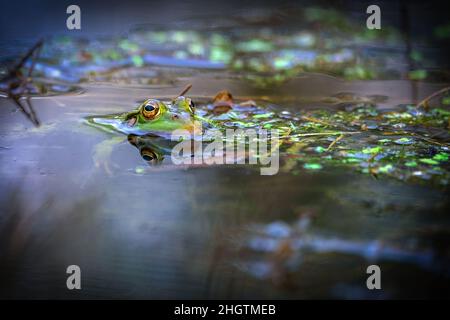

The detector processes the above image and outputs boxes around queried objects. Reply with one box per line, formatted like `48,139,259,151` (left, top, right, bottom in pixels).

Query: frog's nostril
127,117,137,127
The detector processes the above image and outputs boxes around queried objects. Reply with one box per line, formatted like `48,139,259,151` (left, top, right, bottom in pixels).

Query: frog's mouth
86,114,152,136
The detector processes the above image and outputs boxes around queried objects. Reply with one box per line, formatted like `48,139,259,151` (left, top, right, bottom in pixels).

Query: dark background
1,0,449,40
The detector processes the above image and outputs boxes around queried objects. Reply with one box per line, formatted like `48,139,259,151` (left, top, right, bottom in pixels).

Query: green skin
86,96,205,138
86,92,275,167
87,96,215,166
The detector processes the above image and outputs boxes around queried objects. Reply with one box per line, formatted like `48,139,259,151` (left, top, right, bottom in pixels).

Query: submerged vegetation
277,104,449,186
195,96,450,185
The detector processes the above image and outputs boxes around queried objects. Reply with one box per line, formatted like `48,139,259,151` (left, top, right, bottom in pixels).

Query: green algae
303,163,323,170
263,104,450,186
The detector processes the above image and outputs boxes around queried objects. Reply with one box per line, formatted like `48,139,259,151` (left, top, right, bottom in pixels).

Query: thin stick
176,84,192,99
288,131,361,138
415,135,449,147
3,40,43,127
26,41,42,79
368,152,379,163
382,131,449,147
14,40,43,72
25,96,40,125
326,134,344,151
11,97,37,125
301,115,338,128
416,86,450,110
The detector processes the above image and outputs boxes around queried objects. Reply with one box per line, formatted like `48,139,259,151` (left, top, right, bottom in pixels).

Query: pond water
0,2,449,299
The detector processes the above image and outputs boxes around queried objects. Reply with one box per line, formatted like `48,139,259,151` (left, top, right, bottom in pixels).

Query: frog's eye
141,148,158,162
141,101,160,120
145,105,155,112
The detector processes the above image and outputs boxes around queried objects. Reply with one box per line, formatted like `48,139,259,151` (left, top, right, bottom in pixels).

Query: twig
176,83,192,99
416,86,450,110
25,96,40,125
415,135,449,147
368,152,379,163
2,40,43,126
382,131,449,147
288,131,361,138
326,134,344,151
11,97,39,126
14,40,44,72
26,42,42,78
301,115,338,128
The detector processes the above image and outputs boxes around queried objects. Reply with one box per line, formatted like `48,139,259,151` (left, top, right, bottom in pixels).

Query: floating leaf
378,164,394,173
303,163,323,170
131,55,144,67
433,153,449,162
315,146,326,153
419,158,439,165
394,138,413,145
362,146,382,154
253,113,274,119
342,158,361,163
405,161,418,167
236,39,273,53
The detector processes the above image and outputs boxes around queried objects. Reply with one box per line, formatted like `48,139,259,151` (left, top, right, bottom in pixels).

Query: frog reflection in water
86,85,260,171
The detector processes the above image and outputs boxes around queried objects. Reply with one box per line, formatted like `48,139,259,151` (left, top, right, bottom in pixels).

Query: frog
86,85,267,173
86,85,201,139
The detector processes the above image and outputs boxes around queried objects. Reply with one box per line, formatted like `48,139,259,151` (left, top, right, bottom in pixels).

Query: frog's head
87,97,197,138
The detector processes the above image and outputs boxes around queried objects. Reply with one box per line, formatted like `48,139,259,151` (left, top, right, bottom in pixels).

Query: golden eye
142,101,160,119
141,148,158,162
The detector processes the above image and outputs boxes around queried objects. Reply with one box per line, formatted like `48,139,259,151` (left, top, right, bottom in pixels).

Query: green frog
86,85,264,172
86,85,201,139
